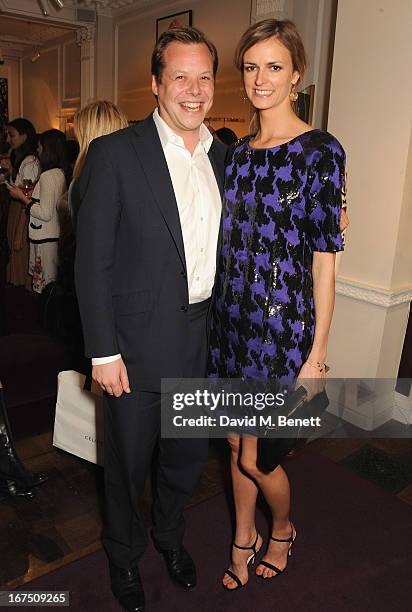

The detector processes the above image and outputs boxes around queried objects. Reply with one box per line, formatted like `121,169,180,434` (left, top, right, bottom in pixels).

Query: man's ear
151,74,159,96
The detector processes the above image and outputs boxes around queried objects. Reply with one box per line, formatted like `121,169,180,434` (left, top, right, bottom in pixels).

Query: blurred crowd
0,106,237,344
0,103,130,346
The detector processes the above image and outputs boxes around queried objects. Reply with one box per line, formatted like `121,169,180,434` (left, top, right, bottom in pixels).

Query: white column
77,25,95,106
326,0,412,427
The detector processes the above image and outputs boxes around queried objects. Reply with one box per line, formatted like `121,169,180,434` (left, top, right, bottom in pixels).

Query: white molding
77,26,95,106
62,38,79,102
393,391,412,425
335,277,412,309
326,379,395,431
76,25,96,47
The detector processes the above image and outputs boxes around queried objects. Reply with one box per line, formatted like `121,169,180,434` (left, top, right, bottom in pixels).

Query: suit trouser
102,299,210,568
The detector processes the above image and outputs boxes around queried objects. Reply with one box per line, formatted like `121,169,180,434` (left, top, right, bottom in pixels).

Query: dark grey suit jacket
75,114,226,391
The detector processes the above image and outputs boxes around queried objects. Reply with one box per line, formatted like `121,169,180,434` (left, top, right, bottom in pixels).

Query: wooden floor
0,434,411,589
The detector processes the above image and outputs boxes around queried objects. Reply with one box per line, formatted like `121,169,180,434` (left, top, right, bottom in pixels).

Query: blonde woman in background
46,101,128,367
68,101,129,225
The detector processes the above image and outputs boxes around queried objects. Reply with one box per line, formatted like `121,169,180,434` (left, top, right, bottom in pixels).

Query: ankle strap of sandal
233,531,259,552
270,534,293,542
270,523,295,543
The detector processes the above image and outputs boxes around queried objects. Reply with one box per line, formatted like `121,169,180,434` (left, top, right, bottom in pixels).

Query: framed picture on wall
156,10,193,40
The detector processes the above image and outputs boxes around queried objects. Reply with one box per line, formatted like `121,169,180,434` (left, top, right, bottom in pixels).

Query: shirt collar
153,108,213,153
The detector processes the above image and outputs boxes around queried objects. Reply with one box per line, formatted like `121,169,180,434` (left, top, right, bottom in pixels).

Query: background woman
45,101,128,368
209,19,347,590
69,100,128,225
6,118,40,288
8,129,67,293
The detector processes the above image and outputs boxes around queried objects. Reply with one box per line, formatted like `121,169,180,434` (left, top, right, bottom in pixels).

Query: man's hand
92,358,131,397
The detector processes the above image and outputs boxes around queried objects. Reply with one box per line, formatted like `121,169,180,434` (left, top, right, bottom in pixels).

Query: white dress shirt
92,109,222,365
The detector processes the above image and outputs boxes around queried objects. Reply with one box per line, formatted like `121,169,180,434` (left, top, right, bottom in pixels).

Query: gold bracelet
306,360,327,373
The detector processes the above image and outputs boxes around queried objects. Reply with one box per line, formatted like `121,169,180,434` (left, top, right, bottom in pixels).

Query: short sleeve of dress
306,140,346,253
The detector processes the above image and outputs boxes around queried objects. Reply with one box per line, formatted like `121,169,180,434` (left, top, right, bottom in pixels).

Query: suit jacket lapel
208,142,225,199
208,141,225,270
130,115,187,271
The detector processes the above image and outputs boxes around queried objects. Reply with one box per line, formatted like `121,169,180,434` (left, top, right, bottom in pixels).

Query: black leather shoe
0,478,35,501
162,546,197,590
109,563,145,612
0,385,47,489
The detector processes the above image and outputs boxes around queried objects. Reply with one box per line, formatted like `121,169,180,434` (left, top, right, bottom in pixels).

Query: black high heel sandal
223,531,261,591
257,523,296,578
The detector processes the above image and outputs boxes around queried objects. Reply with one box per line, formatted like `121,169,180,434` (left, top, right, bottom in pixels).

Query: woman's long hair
8,118,38,181
234,20,307,135
38,129,68,179
72,101,128,178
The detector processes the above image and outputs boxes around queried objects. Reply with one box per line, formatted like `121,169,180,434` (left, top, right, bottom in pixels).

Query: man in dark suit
75,27,225,612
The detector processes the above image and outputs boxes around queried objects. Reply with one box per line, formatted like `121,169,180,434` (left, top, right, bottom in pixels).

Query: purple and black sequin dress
208,129,346,382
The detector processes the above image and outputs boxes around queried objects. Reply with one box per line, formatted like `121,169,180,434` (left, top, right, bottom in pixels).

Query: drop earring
289,84,298,102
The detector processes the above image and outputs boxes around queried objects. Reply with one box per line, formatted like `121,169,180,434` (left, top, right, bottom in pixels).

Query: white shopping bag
53,370,104,465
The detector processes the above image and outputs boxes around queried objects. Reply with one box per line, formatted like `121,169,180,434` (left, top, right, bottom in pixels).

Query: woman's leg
240,436,294,578
223,434,262,589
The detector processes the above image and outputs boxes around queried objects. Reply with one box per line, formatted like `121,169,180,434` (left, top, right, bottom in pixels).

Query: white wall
22,46,60,132
113,0,338,134
22,34,81,134
327,0,412,378
95,14,115,101
115,0,252,137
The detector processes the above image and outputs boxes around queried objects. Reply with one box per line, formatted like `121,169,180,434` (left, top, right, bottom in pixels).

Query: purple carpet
21,450,412,611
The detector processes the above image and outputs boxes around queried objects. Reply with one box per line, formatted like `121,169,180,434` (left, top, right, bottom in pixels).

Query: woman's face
242,37,299,112
7,126,27,150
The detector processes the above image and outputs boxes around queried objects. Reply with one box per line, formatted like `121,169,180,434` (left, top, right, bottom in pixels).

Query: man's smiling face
152,41,215,137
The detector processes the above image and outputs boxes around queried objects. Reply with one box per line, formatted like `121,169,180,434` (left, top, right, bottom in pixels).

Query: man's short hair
151,26,218,82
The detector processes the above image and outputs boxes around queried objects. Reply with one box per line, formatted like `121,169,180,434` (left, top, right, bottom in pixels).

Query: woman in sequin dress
208,20,347,590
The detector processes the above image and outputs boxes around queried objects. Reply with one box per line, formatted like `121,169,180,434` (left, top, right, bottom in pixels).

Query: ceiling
0,15,74,54
0,0,167,56
0,15,73,45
